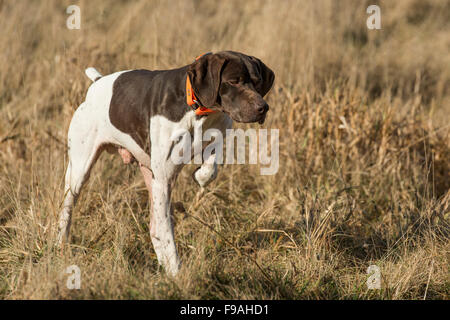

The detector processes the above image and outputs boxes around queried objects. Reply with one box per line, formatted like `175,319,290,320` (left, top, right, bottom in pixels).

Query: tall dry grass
0,0,449,299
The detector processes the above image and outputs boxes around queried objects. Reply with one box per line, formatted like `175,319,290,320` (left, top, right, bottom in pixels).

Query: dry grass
0,0,449,299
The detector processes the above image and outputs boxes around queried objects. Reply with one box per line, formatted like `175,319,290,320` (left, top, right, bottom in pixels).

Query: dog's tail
85,67,102,82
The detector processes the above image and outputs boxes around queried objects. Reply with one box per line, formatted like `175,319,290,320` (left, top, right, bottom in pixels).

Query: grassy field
0,0,449,299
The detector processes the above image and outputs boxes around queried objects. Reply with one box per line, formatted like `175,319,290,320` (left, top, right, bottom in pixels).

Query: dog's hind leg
58,103,105,245
139,163,153,207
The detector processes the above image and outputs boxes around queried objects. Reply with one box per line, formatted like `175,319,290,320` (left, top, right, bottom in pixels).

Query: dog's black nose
257,103,269,114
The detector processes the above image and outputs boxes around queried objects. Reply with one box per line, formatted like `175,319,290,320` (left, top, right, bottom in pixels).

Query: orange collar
186,53,218,116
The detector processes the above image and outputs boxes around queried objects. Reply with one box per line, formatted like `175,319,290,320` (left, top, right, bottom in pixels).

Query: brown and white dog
58,51,275,275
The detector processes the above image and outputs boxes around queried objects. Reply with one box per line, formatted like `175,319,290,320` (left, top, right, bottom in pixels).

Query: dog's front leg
193,152,217,188
192,116,232,188
150,174,180,276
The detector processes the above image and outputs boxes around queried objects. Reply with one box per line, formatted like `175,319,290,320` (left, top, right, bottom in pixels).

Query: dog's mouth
225,109,268,124
229,114,267,124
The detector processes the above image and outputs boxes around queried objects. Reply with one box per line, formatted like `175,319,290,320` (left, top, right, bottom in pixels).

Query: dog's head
187,51,275,124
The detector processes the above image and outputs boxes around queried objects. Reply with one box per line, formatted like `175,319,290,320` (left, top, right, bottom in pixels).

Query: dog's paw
192,163,217,188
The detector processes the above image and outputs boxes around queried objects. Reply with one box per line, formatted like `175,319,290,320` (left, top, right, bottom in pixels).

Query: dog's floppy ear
247,56,275,97
187,54,226,107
